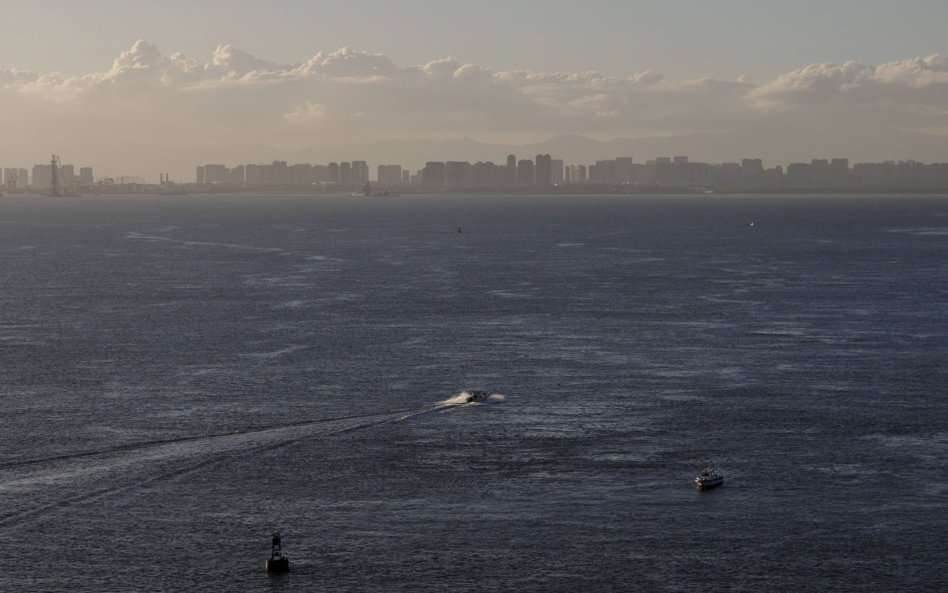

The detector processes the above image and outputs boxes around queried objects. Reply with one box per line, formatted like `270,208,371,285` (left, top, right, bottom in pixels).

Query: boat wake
0,394,499,529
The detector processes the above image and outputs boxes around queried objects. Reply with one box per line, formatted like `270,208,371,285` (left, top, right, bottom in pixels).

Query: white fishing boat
695,467,724,490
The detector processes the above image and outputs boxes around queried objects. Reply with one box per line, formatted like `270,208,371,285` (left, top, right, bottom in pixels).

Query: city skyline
6,151,948,192
187,154,948,191
1,3,946,180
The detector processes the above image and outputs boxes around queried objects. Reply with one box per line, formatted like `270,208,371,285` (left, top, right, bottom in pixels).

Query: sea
0,193,945,592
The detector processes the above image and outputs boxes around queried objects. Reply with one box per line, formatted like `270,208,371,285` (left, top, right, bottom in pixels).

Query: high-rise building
517,159,534,185
18,168,28,188
496,165,508,186
615,157,634,184
445,161,472,186
79,167,94,186
271,161,289,185
229,165,245,184
312,165,330,183
60,164,75,185
787,163,811,188
551,159,564,185
339,162,351,184
401,170,410,184
203,164,228,184
2,168,16,189
535,154,552,187
32,164,52,189
377,165,403,185
422,162,445,186
196,166,206,184
670,157,691,185
742,159,764,173
588,160,617,184
830,158,849,185
350,161,369,184
288,164,311,186
506,154,517,187
652,158,672,185
714,162,742,186
565,165,587,184
245,164,265,184
472,161,497,186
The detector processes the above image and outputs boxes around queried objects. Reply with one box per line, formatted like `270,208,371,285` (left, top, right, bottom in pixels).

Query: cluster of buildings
2,163,95,191
194,155,948,191
5,154,947,194
195,156,565,189
196,161,372,186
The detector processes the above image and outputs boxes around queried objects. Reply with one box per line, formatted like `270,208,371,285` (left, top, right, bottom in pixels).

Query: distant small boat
265,531,290,574
464,390,491,403
695,467,724,490
351,181,372,196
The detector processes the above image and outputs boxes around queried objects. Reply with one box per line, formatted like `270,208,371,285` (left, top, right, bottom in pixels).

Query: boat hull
695,478,724,490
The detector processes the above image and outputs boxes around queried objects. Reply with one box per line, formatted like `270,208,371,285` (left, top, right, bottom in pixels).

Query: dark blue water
1,194,945,592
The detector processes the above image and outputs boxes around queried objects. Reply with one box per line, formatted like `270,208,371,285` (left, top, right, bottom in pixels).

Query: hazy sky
1,0,947,179
4,0,948,80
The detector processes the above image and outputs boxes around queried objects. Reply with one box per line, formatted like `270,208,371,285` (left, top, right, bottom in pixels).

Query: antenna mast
50,155,61,197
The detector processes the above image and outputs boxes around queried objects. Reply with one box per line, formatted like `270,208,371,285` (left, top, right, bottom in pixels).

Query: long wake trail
0,406,427,470
0,401,463,528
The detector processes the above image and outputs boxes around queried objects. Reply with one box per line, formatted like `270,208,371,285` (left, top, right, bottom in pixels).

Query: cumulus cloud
0,68,37,84
96,39,202,89
295,47,396,79
206,44,281,77
750,54,948,109
1,40,946,177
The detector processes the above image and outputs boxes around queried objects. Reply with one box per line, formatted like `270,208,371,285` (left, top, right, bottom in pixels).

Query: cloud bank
1,40,947,177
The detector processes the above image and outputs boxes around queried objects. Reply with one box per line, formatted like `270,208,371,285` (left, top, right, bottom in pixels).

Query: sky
1,0,947,180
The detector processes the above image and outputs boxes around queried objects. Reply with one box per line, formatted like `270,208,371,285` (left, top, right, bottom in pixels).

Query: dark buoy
265,531,290,574
457,226,462,234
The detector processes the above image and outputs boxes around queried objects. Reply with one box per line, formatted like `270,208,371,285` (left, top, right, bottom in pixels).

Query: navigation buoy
265,531,290,574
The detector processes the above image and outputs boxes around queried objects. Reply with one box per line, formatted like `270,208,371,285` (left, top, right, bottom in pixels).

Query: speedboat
465,390,491,403
694,467,724,490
